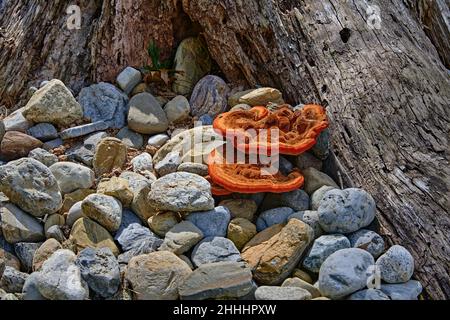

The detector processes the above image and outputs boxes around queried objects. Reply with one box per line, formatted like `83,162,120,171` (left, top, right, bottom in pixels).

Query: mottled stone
22,79,83,127
376,245,414,283
78,82,129,129
177,162,208,176
28,148,58,167
116,223,162,253
189,75,230,117
348,229,385,258
148,212,179,237
289,210,324,239
302,234,351,273
311,129,330,160
14,242,42,272
148,172,214,212
32,239,62,272
60,189,95,216
237,87,284,106
97,177,133,207
318,248,375,299
310,186,337,211
154,151,181,177
0,266,28,293
281,277,321,298
130,152,154,178
0,204,45,243
380,280,422,300
318,188,376,233
191,236,241,267
81,193,122,233
125,251,192,300
179,261,253,300
2,108,32,133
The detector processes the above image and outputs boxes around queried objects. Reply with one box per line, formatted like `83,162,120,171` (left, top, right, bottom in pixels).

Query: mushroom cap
207,147,304,194
213,104,328,155
205,175,233,196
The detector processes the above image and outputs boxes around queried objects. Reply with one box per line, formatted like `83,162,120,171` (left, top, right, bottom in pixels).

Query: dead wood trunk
0,0,449,299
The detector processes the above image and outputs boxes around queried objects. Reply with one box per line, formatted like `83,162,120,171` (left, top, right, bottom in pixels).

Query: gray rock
67,131,108,166
311,129,330,160
198,114,213,125
376,245,414,283
114,209,142,240
318,188,376,234
2,108,32,133
75,247,120,298
14,242,42,272
177,162,208,176
318,248,375,299
81,194,122,233
28,148,58,167
260,189,309,212
23,79,83,127
255,286,312,300
45,225,66,243
127,93,169,134
60,121,108,140
154,151,181,177
119,171,153,194
42,138,64,150
147,133,170,148
186,206,231,237
311,186,337,210
27,123,58,141
116,67,142,94
295,152,323,170
22,272,47,300
84,131,108,150
277,156,294,175
256,207,294,231
189,75,230,117
66,201,83,227
34,249,89,300
303,167,338,195
0,266,28,293
78,82,129,129
302,234,351,273
116,223,162,255
191,237,241,267
348,288,390,300
348,229,385,258
159,221,203,255
0,203,45,243
130,152,153,174
49,162,95,194
0,235,15,254
380,280,422,300
116,127,144,149
0,158,62,217
179,261,253,300
148,172,214,212
164,95,190,123
289,210,324,239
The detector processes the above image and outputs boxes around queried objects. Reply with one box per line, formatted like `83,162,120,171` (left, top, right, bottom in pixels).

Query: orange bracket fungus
213,104,329,155
207,148,304,194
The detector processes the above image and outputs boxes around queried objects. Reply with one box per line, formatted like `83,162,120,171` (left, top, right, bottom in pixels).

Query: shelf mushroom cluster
207,104,329,195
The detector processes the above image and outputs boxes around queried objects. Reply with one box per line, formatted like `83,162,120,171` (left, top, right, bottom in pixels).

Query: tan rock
69,218,119,256
148,211,179,237
281,277,321,298
60,189,95,214
125,251,192,300
0,131,42,160
131,83,150,96
232,87,284,107
228,89,253,107
93,137,127,176
292,268,314,284
131,185,157,221
241,219,313,285
227,218,257,250
97,177,134,207
32,238,62,271
219,199,257,220
0,248,21,275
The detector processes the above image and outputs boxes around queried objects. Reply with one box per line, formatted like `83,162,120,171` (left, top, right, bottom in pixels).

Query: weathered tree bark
0,0,449,299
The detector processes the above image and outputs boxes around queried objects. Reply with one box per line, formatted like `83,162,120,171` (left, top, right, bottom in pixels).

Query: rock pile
0,38,422,300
